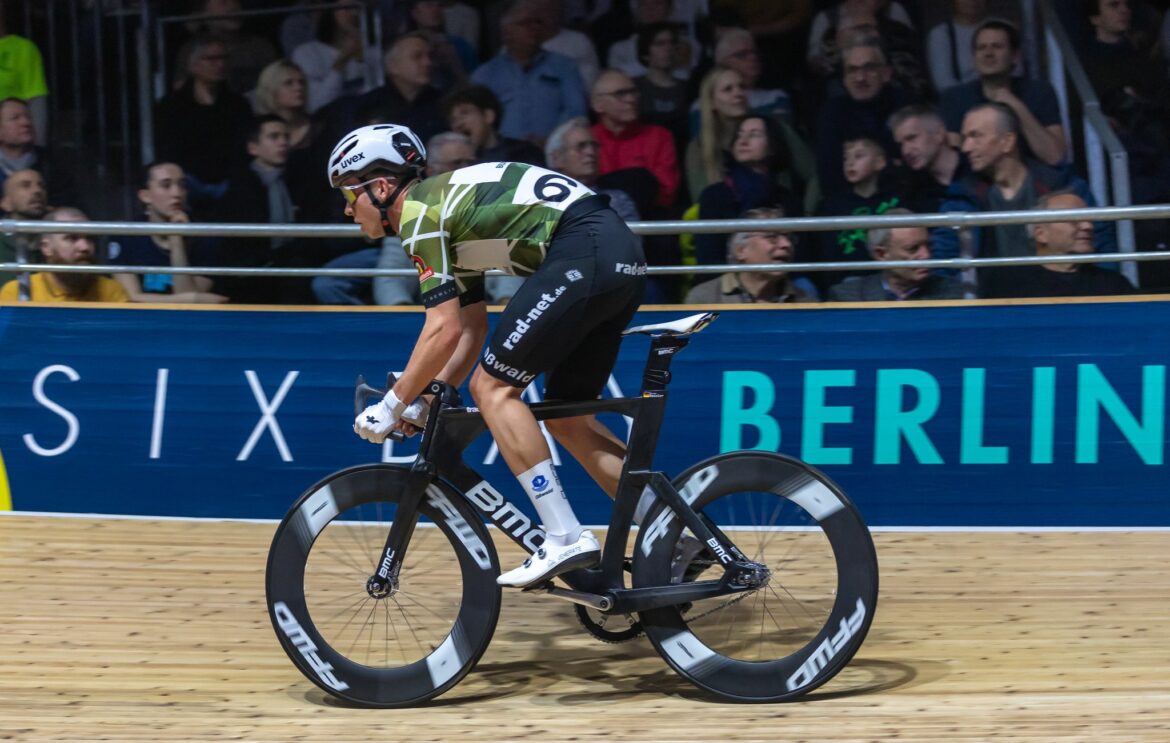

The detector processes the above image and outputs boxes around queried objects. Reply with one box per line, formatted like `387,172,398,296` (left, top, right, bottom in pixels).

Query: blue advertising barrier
1,300,1168,526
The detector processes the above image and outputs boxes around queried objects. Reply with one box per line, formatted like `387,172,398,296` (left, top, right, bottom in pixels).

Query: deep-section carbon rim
265,464,501,707
632,452,879,702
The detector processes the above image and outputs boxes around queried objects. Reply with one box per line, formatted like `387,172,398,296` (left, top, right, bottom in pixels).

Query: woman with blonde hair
253,59,316,148
253,58,333,222
685,65,749,201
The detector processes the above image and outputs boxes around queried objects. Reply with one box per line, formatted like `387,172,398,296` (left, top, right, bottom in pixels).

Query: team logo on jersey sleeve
410,254,435,282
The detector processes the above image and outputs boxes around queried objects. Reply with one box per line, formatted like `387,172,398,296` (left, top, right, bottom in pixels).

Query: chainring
573,604,644,644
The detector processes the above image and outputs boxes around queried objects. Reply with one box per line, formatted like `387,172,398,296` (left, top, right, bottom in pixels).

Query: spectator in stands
815,135,902,293
404,0,478,91
1082,0,1170,203
694,115,805,268
353,32,446,143
442,2,482,58
0,98,77,207
980,192,1135,299
177,0,278,94
708,1,812,90
546,116,643,232
109,162,228,304
0,5,48,146
814,37,912,196
829,211,963,301
957,102,1112,258
632,23,689,150
0,207,128,303
0,167,46,286
291,0,380,115
888,103,979,263
155,35,253,204
714,28,792,122
471,0,587,146
590,69,680,209
441,84,546,165
927,0,989,93
685,207,817,304
939,19,1067,167
607,0,697,80
807,0,928,101
253,59,333,222
537,0,601,90
217,115,322,304
686,66,749,202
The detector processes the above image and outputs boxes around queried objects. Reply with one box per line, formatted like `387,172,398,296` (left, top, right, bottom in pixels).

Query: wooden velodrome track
1,515,1167,742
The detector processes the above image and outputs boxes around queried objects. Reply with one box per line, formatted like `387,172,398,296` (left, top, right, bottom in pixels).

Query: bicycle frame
367,332,761,615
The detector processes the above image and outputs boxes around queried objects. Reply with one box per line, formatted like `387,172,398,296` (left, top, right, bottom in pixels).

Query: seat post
641,335,691,396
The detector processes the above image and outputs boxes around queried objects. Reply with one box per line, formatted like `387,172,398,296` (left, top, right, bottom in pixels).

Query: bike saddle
622,312,718,337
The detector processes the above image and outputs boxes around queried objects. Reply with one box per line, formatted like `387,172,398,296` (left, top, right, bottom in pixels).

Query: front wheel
265,464,502,707
632,452,878,702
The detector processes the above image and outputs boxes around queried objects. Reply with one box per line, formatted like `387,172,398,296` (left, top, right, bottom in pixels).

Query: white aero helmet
327,123,427,189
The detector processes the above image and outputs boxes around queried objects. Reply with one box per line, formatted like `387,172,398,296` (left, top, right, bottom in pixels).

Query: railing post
1110,150,1139,286
1084,113,1107,207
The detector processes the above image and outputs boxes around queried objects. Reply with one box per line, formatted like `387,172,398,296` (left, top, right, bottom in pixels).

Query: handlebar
353,373,406,443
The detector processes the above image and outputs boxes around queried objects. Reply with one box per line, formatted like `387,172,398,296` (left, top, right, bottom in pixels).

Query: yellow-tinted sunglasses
339,177,384,205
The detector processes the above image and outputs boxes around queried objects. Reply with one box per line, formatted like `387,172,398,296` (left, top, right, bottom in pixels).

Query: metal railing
3,206,1169,286
1031,0,1137,284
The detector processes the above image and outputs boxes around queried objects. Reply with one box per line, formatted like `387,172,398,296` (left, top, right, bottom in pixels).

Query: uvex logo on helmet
338,152,365,168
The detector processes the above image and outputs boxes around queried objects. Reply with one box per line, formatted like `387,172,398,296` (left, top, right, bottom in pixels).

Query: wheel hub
366,574,397,599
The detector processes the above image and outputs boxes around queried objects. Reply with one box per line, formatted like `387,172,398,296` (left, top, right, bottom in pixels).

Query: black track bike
266,312,879,706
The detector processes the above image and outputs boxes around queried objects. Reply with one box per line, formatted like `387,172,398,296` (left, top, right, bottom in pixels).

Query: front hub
366,574,397,599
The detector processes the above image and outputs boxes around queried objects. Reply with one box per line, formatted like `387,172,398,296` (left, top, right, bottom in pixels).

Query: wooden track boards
1,515,1167,741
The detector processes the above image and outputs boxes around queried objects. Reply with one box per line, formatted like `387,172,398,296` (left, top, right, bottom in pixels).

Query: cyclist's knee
469,364,521,407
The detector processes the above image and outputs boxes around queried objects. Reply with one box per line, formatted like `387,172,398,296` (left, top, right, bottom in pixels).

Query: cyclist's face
342,176,395,239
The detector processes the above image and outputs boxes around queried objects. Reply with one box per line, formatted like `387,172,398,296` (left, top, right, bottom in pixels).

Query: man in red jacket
589,68,680,209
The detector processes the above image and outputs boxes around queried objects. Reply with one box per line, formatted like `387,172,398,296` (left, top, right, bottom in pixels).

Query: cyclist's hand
393,419,422,438
354,393,405,444
402,397,429,427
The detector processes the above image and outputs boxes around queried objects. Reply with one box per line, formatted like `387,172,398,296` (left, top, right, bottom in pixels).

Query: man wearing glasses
589,69,680,209
814,37,911,195
331,122,646,588
684,207,818,304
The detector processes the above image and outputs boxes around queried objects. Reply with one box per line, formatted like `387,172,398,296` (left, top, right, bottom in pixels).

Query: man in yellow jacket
0,206,128,302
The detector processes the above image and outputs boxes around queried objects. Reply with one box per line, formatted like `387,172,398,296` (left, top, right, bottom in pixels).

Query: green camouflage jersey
398,161,595,307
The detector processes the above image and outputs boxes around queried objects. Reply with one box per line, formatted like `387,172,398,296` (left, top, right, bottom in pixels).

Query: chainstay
681,587,759,624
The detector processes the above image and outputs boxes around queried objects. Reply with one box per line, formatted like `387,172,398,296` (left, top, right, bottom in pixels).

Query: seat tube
625,335,690,471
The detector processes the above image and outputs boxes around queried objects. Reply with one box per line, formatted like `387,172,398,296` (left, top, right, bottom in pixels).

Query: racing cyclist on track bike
331,123,647,588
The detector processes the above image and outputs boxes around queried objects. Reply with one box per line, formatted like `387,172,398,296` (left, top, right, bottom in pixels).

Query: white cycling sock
519,460,583,547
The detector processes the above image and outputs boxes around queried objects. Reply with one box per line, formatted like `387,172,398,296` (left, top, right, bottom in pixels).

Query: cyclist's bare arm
436,300,488,387
390,297,474,404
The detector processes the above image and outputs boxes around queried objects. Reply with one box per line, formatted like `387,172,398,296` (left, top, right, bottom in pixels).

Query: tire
632,452,878,702
265,464,501,707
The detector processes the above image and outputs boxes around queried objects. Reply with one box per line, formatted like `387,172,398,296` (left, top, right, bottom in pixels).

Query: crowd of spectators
2,0,1161,306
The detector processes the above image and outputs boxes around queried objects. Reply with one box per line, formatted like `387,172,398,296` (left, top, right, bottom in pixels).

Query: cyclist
330,123,647,588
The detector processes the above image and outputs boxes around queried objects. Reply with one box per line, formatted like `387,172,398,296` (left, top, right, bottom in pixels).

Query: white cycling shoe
497,531,601,588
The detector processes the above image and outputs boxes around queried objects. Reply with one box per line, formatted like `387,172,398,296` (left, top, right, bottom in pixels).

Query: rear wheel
633,452,878,702
266,464,501,707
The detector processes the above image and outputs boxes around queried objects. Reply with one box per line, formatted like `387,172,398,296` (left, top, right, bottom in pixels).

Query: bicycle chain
681,587,759,624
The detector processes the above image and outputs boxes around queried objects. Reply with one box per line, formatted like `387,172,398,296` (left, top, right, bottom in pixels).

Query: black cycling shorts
480,195,646,401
